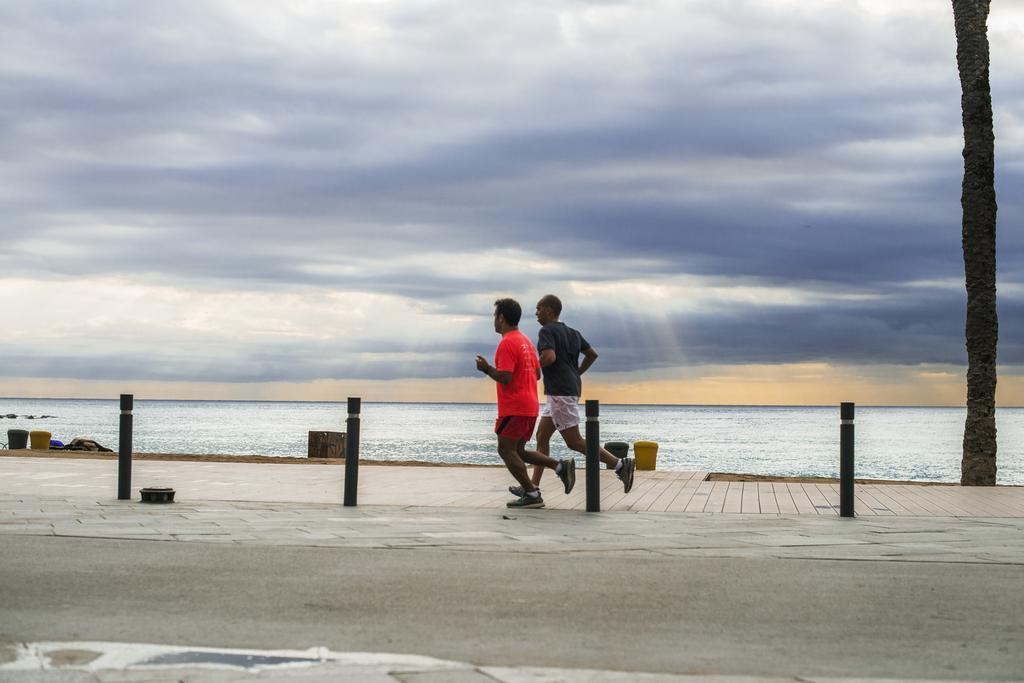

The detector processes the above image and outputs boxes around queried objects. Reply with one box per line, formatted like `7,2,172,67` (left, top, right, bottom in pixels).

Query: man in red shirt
476,298,576,509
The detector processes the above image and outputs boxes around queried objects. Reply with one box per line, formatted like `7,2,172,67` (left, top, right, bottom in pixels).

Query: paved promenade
2,452,1024,516
2,453,1023,681
2,491,1023,563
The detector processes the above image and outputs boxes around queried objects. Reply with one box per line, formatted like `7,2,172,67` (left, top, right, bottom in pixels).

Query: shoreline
0,449,497,468
4,449,1013,486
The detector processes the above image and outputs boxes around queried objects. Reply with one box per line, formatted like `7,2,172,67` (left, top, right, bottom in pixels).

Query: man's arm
579,347,598,375
476,355,513,384
537,326,556,368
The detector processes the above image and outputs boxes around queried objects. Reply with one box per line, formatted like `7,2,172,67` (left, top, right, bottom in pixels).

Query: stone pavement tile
102,667,399,682
481,666,795,682
295,530,345,541
71,518,144,528
250,668,398,682
91,516,164,528
92,670,250,682
1,525,56,535
976,553,1024,564
761,549,929,562
54,531,170,542
507,535,562,544
554,547,663,558
636,535,726,550
0,671,96,681
884,541,975,553
125,510,192,519
643,538,763,551
722,534,871,547
58,524,148,536
170,534,237,543
177,516,251,525
231,525,311,536
863,531,972,543
10,509,80,517
395,670,496,682
766,546,1003,563
148,526,230,535
421,530,512,540
57,528,164,540
7,516,72,528
234,537,341,548
651,547,792,559
876,553,1008,563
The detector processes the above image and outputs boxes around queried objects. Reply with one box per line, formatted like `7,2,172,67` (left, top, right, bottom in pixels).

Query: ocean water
2,398,1022,485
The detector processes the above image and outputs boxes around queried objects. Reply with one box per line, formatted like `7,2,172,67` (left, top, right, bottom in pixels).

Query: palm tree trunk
953,0,998,485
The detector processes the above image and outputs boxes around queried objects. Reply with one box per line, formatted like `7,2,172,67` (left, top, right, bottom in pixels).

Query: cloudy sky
2,0,1022,405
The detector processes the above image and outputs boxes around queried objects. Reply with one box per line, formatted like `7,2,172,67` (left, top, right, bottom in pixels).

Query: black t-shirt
537,322,591,397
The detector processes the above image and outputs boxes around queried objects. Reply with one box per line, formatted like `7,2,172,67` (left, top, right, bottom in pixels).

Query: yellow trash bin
29,430,52,450
633,440,659,470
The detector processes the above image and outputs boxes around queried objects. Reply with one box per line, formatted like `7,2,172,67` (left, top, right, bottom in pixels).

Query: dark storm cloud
1,1,1021,383
551,289,1024,372
2,348,470,383
554,279,1024,376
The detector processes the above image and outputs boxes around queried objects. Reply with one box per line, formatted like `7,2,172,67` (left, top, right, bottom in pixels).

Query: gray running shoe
617,457,636,494
507,493,545,509
508,484,525,497
557,457,576,494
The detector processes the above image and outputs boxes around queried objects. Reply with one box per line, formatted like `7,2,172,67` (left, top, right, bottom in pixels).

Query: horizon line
2,396,1022,409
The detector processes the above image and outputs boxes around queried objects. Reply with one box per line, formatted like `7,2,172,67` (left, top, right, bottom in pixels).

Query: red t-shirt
494,329,540,418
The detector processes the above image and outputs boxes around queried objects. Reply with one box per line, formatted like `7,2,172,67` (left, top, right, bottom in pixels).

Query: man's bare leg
529,417,557,486
519,440,559,471
558,425,620,467
497,436,537,492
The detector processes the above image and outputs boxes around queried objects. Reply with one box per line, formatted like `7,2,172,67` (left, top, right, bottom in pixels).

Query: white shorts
540,395,581,432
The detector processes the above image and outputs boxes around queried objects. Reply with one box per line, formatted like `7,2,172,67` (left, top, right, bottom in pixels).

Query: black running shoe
557,457,576,494
507,493,545,509
617,457,635,494
508,484,525,497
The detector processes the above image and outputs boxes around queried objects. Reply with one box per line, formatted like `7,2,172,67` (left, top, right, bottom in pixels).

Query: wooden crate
308,431,346,459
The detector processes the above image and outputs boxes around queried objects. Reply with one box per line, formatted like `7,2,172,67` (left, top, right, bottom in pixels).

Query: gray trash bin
7,429,29,450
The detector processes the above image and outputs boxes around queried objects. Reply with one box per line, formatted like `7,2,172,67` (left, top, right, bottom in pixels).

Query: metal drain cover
140,487,175,503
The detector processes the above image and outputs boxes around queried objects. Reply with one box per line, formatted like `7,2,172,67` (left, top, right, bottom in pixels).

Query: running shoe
618,457,636,494
508,484,525,497
507,493,545,509
557,457,576,494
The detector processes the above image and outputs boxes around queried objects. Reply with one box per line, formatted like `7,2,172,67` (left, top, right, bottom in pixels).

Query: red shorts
494,415,537,442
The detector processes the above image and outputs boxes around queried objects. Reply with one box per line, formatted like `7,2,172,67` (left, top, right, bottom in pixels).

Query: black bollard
585,400,600,512
840,402,855,518
343,396,361,507
118,394,133,500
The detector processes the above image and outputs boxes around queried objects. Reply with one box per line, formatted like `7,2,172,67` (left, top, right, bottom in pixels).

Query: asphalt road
1,536,1022,680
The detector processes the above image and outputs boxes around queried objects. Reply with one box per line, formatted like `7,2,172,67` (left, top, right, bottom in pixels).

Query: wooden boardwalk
2,456,1024,517
358,466,1024,517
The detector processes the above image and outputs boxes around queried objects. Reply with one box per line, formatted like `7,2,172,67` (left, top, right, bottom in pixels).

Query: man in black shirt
513,294,635,495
